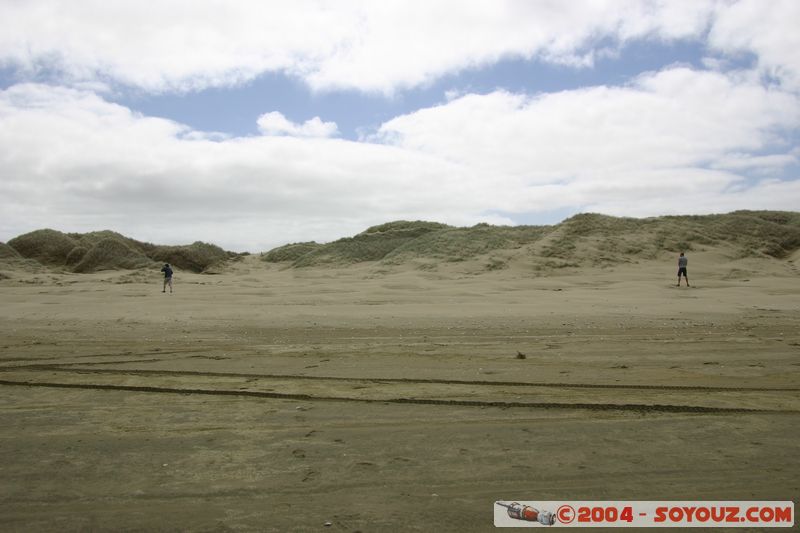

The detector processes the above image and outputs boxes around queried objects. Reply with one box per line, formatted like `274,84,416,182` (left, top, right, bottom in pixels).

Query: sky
0,1,798,252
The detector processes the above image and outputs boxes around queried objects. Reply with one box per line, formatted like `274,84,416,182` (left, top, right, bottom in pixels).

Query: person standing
161,263,173,293
677,252,689,287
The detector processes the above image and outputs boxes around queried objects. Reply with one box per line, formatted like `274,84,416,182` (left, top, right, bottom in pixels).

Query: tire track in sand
1,364,796,393
0,379,797,415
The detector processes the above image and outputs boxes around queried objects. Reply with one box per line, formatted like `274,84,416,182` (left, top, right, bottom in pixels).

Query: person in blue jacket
161,263,173,293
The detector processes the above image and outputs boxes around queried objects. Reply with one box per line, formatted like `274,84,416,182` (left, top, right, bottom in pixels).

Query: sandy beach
1,250,798,531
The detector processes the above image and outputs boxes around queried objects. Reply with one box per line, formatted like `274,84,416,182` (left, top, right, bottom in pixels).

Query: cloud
3,1,794,95
708,0,800,91
0,84,491,250
257,112,338,137
1,67,798,251
375,67,799,199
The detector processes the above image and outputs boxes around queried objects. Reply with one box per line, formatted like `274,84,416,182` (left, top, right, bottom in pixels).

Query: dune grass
383,223,546,264
0,242,22,259
292,221,450,267
6,211,799,274
538,211,800,262
150,241,231,273
8,229,234,273
73,238,154,273
268,211,800,269
7,229,78,266
262,242,322,263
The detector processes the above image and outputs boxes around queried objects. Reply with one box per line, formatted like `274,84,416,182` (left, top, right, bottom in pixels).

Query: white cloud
257,112,338,138
711,153,797,175
1,70,798,251
709,0,800,91
375,67,799,201
0,84,489,250
3,1,793,95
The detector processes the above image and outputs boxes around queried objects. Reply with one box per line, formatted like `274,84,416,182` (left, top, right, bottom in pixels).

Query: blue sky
0,1,798,251
105,39,711,141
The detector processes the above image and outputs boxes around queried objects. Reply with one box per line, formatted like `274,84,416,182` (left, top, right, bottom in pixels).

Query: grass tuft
73,238,154,273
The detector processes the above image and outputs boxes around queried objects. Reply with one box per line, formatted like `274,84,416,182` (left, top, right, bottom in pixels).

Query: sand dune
4,229,232,273
5,211,799,278
262,211,800,271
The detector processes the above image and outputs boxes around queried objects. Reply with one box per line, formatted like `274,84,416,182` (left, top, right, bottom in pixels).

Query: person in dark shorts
677,252,689,287
161,263,173,293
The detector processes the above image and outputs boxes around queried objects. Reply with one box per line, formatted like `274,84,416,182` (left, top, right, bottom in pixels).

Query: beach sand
1,252,798,531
